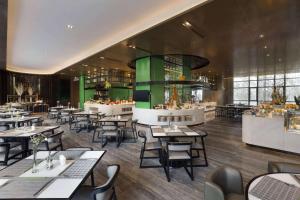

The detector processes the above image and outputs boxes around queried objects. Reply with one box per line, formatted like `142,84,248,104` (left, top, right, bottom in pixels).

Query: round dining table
246,173,300,200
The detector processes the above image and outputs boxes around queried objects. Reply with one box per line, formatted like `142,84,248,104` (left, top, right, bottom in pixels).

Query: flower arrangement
271,86,285,105
30,134,46,146
30,134,46,173
14,83,24,96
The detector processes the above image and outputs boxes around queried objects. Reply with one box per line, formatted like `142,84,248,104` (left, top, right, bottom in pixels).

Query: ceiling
6,0,209,74
59,0,300,78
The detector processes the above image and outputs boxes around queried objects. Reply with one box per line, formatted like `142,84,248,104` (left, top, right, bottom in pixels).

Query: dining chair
120,119,138,142
57,111,70,124
72,164,120,200
31,117,44,126
138,126,163,168
48,108,59,119
95,122,121,148
31,131,64,151
0,125,23,165
165,142,193,182
204,166,244,200
268,161,300,173
175,129,208,167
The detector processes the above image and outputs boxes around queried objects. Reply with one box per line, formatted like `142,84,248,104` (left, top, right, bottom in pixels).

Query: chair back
268,161,300,173
167,142,191,152
92,165,120,199
66,147,93,151
204,166,243,200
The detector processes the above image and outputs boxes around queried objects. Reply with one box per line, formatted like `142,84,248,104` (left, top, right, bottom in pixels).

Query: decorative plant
104,80,111,89
14,83,24,96
271,86,285,105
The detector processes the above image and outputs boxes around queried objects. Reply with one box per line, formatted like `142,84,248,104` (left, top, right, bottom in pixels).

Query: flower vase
18,96,21,103
32,146,38,173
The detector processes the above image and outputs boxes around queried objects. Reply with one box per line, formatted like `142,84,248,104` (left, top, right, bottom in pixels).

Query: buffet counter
242,114,300,154
133,107,205,126
84,103,134,116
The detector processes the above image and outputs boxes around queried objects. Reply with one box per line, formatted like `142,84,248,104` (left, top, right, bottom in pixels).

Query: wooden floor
46,117,300,200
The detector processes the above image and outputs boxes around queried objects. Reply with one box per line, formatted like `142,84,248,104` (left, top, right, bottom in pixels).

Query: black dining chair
72,164,120,200
0,125,23,165
138,127,163,168
165,142,193,182
204,166,244,200
120,119,138,142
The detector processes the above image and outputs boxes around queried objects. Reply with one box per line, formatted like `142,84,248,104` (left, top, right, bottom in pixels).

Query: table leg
22,138,29,158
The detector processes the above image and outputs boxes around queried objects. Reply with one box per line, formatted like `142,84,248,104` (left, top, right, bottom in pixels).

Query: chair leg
90,171,95,187
139,149,144,168
201,138,208,167
190,159,194,180
166,159,170,182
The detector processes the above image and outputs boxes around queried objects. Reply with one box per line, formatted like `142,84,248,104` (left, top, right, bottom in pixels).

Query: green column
79,75,85,109
135,56,165,109
135,57,151,108
150,56,164,108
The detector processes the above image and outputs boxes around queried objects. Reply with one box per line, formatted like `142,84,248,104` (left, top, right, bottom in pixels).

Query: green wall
85,89,96,101
109,88,132,101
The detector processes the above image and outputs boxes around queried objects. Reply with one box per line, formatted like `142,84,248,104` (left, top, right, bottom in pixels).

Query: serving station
133,107,204,126
242,104,300,154
84,101,134,116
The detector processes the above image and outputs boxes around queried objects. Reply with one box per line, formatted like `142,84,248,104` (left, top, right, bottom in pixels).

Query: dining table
72,111,102,132
0,116,41,127
0,150,106,199
151,125,205,139
0,111,30,118
0,125,60,157
247,173,300,200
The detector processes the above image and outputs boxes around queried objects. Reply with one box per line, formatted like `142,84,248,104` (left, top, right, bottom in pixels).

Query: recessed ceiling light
259,34,264,38
264,45,267,49
100,57,104,59
128,45,136,49
266,53,270,57
182,21,192,28
66,24,73,29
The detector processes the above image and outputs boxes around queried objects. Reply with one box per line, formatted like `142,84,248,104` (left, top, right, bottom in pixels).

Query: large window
233,72,300,105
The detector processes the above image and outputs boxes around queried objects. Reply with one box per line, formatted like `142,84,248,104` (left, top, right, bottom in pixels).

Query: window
233,72,300,104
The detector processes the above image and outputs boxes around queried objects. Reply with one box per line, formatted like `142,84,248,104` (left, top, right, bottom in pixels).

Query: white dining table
0,150,106,199
247,173,300,200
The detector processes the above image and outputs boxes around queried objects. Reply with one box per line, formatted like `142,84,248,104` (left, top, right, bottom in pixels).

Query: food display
285,110,300,132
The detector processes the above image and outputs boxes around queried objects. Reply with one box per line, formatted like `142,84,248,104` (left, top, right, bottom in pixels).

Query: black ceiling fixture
128,54,209,70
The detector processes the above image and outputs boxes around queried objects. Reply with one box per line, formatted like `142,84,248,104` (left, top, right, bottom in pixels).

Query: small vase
32,146,38,173
18,96,21,103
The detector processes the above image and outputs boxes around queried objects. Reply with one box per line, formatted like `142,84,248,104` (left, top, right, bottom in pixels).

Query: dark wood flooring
48,117,300,200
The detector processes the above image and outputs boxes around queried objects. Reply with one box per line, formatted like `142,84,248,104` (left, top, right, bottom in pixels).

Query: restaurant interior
1,0,300,199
